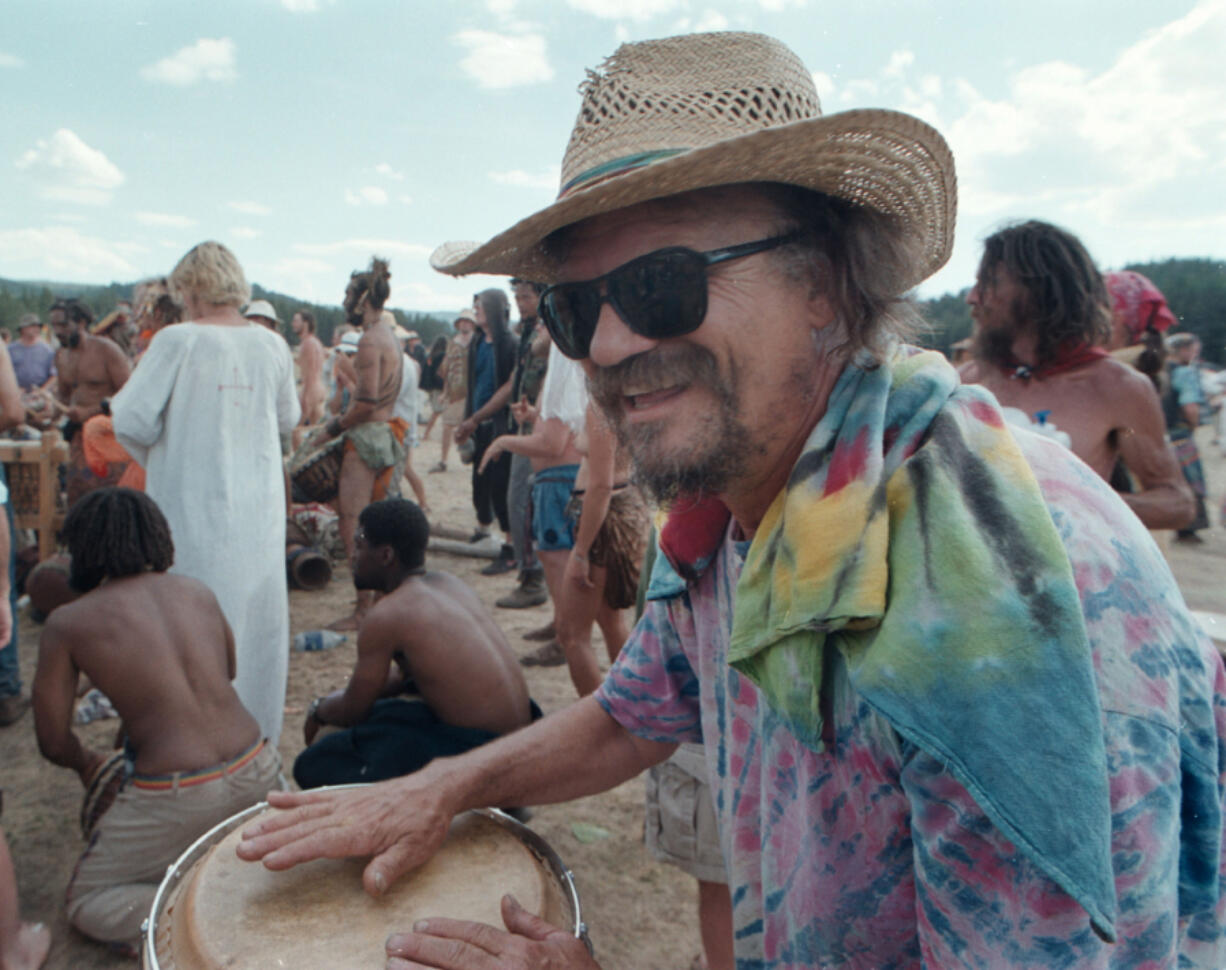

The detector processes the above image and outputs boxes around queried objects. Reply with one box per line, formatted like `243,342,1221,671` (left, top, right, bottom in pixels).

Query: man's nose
587,301,656,368
966,284,980,307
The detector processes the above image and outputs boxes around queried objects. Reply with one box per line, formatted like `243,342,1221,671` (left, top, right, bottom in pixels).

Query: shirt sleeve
594,595,704,745
110,329,186,466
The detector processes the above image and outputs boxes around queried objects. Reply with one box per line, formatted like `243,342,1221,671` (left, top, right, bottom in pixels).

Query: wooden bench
0,432,69,560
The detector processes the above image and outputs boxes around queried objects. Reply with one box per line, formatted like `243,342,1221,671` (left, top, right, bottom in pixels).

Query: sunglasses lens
542,284,601,359
609,250,707,342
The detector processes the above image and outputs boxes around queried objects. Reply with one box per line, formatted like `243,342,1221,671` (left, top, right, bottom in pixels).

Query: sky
2,0,1223,316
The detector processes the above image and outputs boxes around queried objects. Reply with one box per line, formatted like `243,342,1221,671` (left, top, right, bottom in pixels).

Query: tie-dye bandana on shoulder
725,345,1119,939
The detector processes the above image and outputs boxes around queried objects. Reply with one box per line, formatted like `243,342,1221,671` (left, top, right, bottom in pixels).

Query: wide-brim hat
244,299,281,324
431,32,956,289
17,313,41,331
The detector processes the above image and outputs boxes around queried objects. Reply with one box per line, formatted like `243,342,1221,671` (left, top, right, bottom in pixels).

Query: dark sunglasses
539,231,801,360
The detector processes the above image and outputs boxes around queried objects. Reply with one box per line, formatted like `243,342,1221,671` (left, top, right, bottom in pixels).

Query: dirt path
3,428,1224,969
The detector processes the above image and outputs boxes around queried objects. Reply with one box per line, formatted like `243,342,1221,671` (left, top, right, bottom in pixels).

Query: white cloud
344,186,389,206
566,0,679,19
135,211,197,228
488,166,560,190
231,227,261,239
0,53,24,69
883,50,914,79
375,162,405,181
281,0,331,10
140,38,237,86
227,200,272,216
755,0,806,9
292,239,432,261
454,30,554,89
0,227,141,279
397,194,414,205
15,129,125,205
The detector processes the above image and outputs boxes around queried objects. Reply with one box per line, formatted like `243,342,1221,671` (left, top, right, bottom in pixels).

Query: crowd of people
1,27,1225,970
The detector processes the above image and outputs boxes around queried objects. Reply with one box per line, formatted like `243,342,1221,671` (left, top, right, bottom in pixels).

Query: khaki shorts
644,743,727,884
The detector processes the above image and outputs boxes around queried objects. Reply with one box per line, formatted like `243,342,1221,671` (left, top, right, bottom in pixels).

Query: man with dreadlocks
31,488,282,954
960,220,1194,530
314,257,407,631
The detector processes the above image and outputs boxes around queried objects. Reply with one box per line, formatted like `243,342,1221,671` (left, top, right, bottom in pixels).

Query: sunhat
244,299,281,324
18,313,40,331
455,308,477,324
431,32,956,289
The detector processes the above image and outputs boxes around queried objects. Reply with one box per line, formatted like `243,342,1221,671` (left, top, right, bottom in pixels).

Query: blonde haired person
112,241,300,743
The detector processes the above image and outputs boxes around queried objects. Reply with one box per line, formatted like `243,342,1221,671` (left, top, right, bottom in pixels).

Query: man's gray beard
588,345,761,505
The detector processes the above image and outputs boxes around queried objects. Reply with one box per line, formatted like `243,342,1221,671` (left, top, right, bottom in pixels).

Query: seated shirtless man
959,220,1193,530
294,498,539,789
317,258,406,630
31,488,282,953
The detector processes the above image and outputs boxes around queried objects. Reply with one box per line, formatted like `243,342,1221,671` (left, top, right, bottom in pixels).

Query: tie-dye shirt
596,357,1226,969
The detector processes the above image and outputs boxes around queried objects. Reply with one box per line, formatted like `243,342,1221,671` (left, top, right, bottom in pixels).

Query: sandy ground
3,426,1225,970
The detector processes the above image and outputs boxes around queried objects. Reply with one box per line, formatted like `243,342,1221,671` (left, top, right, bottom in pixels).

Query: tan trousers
66,742,283,945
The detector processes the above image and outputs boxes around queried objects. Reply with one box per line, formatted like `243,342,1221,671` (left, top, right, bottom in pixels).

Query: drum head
148,805,579,970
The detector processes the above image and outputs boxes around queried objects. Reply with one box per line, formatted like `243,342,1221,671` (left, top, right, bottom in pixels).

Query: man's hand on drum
236,777,454,899
385,894,600,970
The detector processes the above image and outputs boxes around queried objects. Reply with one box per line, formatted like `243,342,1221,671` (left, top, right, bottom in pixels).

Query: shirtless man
291,309,326,449
31,488,282,952
50,299,131,505
293,498,537,789
318,258,405,630
959,220,1193,530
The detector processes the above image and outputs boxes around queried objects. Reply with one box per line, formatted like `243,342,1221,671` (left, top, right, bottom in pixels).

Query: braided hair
60,488,175,592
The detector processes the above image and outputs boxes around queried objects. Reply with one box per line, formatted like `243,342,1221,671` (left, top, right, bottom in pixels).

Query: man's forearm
1122,482,1196,531
429,696,674,813
467,379,513,426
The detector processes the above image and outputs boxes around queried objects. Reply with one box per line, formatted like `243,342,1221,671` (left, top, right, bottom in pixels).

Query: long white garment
112,323,301,743
392,352,419,445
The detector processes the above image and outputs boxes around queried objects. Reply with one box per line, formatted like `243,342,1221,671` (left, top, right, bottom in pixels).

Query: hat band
558,148,687,199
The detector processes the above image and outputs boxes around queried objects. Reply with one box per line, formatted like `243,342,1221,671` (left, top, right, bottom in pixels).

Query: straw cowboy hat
431,31,956,289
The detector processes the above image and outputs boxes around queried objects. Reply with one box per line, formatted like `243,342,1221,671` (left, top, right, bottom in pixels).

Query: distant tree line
0,277,458,348
4,256,1223,362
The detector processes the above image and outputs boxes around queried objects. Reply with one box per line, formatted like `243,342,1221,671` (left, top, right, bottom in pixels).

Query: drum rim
141,786,583,968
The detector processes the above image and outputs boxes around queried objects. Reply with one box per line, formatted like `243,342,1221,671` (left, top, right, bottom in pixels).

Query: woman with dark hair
419,335,449,443
455,289,516,550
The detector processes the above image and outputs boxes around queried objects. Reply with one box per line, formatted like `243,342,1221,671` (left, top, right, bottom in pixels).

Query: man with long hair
960,220,1193,530
32,488,281,954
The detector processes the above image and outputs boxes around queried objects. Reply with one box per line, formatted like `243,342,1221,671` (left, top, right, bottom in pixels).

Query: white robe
112,323,301,743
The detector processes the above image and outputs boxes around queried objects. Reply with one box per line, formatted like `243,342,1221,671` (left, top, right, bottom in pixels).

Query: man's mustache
587,344,722,413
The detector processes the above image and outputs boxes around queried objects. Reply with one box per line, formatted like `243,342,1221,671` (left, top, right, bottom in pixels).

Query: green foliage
0,276,457,347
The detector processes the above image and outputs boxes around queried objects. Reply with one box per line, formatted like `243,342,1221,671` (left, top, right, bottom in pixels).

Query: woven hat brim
431,108,956,290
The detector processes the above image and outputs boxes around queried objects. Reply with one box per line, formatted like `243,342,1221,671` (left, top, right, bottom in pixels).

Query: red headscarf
1103,270,1176,346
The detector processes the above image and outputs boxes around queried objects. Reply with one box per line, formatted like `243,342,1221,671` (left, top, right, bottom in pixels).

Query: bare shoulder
1088,356,1157,401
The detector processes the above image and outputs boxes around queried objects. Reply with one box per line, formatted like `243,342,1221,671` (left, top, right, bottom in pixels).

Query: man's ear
379,545,396,568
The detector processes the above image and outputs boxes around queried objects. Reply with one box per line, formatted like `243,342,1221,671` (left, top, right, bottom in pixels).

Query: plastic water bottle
292,630,347,652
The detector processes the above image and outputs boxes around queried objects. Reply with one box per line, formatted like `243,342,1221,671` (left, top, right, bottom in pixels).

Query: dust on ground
4,427,1226,969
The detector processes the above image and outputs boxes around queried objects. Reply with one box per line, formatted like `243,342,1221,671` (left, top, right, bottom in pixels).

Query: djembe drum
142,799,583,969
288,435,345,504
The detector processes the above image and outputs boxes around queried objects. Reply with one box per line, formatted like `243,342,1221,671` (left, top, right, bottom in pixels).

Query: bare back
357,573,531,735
352,322,402,425
38,572,260,774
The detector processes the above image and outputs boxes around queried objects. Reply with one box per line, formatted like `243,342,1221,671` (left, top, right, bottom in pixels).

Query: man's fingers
385,924,503,969
364,836,436,896
500,894,559,942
